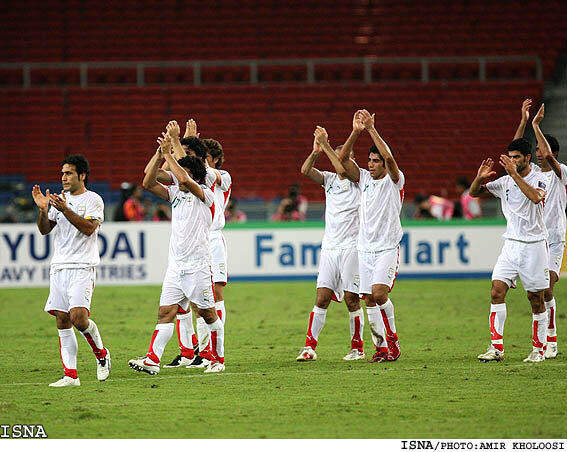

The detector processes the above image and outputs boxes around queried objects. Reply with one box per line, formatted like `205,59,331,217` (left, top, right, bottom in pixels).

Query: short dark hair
61,154,90,186
180,137,208,162
177,155,207,184
544,134,560,155
368,145,385,164
507,138,532,157
203,138,224,169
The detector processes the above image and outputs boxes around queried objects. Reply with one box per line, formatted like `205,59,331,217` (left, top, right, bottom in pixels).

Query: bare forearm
513,119,528,140
511,173,543,203
469,177,486,197
37,208,52,235
163,154,204,200
534,124,561,177
143,155,162,189
339,130,360,162
368,127,399,181
301,152,320,175
62,210,98,236
321,143,346,176
171,138,186,159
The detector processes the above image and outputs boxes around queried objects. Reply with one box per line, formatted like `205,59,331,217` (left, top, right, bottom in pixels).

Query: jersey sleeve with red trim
220,170,232,191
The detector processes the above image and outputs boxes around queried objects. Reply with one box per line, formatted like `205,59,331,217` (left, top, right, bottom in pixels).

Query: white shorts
316,247,360,302
210,231,228,285
44,267,96,315
548,242,565,277
359,246,400,295
492,239,549,292
160,266,215,310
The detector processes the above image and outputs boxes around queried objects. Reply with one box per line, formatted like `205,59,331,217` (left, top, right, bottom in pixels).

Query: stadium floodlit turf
0,280,565,439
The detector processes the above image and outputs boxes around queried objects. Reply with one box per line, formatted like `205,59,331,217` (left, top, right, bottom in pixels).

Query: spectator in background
272,184,308,221
225,198,247,223
455,177,482,220
413,193,453,220
124,185,148,221
152,203,171,221
114,182,132,221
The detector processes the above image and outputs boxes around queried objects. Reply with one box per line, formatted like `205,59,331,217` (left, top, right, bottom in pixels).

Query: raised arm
183,118,200,138
162,146,205,202
300,135,325,185
500,154,544,204
337,111,364,182
166,120,187,160
469,159,497,197
32,185,55,235
513,98,532,140
532,103,561,178
314,126,347,178
142,139,170,201
359,109,400,183
48,191,99,236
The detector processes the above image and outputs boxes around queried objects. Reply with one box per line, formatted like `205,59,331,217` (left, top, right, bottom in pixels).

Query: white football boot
49,376,80,387
204,361,226,373
544,342,558,359
478,345,505,362
129,356,160,375
342,349,366,361
523,349,545,363
296,346,317,361
96,348,111,381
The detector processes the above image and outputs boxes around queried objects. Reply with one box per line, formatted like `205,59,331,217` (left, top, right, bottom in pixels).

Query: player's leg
297,288,333,361
67,268,111,381
211,232,228,324
164,305,196,368
479,241,516,362
342,291,365,361
44,269,79,387
188,302,215,367
524,290,547,363
129,267,183,375
341,247,365,360
185,269,225,372
544,242,563,358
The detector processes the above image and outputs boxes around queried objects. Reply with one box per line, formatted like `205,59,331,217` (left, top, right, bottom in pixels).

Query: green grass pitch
0,280,565,439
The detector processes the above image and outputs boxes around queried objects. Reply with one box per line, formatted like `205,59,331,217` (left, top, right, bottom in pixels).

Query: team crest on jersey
340,181,349,192
78,206,86,217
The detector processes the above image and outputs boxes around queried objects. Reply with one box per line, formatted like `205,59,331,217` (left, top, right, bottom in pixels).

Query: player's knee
372,288,388,305
544,287,554,301
344,294,361,312
158,305,177,323
490,287,506,303
198,307,217,323
69,312,88,331
315,297,331,309
527,292,545,312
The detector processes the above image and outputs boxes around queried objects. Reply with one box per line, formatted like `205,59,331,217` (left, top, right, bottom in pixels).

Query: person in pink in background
456,177,482,220
124,185,148,221
272,184,308,221
225,198,247,223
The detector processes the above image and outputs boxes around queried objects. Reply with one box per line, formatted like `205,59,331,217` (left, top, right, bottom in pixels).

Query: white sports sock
147,323,174,364
366,305,386,348
207,318,225,363
490,303,507,352
379,299,397,336
58,328,78,378
349,308,364,351
532,312,547,354
215,300,226,325
545,298,557,338
176,312,194,357
305,306,327,348
196,317,210,352
80,319,107,359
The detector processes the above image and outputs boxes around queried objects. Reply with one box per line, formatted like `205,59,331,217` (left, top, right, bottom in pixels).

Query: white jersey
321,171,359,250
358,168,405,252
166,179,215,271
485,169,548,242
532,164,567,244
211,170,232,232
48,190,104,269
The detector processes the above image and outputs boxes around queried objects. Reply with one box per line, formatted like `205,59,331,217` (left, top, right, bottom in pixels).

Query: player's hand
49,191,69,213
32,185,50,210
358,109,375,131
183,118,200,138
314,126,329,147
352,110,365,132
166,120,180,139
476,158,496,180
521,98,532,122
158,134,173,156
312,135,322,154
532,103,544,126
499,155,518,176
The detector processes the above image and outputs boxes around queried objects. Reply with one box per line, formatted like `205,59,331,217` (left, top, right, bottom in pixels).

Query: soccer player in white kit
471,138,550,363
514,102,563,359
338,110,404,363
129,135,225,374
296,127,365,362
32,154,111,387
